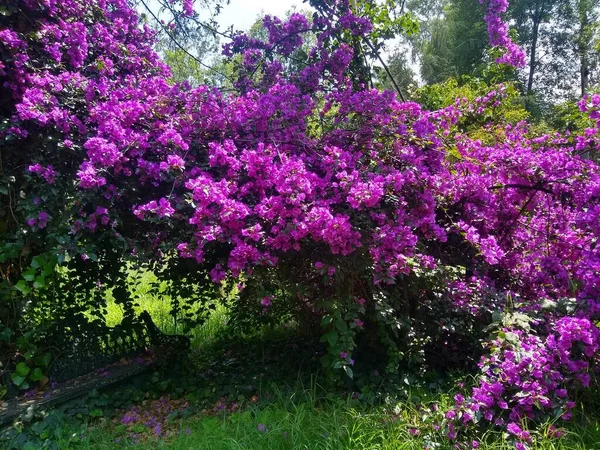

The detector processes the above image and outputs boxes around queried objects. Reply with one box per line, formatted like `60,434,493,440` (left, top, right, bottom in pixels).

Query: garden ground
33,273,599,450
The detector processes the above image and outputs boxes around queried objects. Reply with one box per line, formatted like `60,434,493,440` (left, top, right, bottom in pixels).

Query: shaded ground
3,284,600,449
41,329,600,449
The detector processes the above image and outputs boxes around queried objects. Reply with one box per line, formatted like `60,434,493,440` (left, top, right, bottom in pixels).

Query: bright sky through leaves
216,0,304,31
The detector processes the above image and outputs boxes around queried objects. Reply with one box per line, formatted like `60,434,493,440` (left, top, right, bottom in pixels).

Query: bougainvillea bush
1,0,599,445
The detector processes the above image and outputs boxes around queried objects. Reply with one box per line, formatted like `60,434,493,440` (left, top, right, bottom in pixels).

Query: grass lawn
77,394,600,450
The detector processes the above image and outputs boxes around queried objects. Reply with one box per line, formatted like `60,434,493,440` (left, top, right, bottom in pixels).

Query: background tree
573,0,600,96
139,0,231,85
378,48,417,94
414,0,489,84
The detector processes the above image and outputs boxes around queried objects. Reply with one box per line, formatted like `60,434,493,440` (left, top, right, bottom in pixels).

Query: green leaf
30,368,44,382
504,332,518,344
325,330,339,347
541,298,557,310
343,366,354,379
31,255,46,269
15,280,31,295
33,275,46,289
11,374,25,386
42,263,55,277
22,269,36,282
321,315,333,326
57,252,66,264
15,362,30,377
335,319,348,333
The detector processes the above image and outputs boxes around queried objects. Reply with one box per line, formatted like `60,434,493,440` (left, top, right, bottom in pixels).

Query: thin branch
499,190,539,245
399,0,407,15
139,0,235,85
363,38,406,101
488,183,554,195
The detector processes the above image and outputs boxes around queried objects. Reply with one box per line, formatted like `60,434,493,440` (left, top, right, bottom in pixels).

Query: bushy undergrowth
3,311,600,450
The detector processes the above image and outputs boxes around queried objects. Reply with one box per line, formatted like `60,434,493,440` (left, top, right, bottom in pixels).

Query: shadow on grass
68,325,600,450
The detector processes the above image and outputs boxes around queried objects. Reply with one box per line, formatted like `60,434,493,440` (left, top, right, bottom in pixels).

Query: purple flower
121,413,136,425
37,211,49,229
0,29,24,48
447,423,457,440
507,423,531,441
166,154,185,169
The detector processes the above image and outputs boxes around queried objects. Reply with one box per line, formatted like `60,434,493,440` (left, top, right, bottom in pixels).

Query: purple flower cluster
480,0,526,67
28,163,56,184
450,316,599,442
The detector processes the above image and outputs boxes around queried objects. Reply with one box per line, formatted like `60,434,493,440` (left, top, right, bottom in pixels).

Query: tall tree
409,0,600,102
510,0,566,96
379,48,418,94
414,0,489,85
510,0,600,100
573,0,600,96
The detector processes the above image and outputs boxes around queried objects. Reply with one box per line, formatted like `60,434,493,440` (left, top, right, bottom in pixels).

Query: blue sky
142,0,307,32
216,0,308,31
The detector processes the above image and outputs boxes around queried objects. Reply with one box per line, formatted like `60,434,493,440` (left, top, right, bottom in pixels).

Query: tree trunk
579,0,591,97
527,3,543,96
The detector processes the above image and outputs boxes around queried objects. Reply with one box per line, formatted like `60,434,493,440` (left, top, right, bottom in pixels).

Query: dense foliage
405,0,600,108
1,0,600,447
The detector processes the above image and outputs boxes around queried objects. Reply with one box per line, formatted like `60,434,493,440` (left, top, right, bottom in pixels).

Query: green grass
103,268,229,348
66,324,600,450
73,389,600,450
